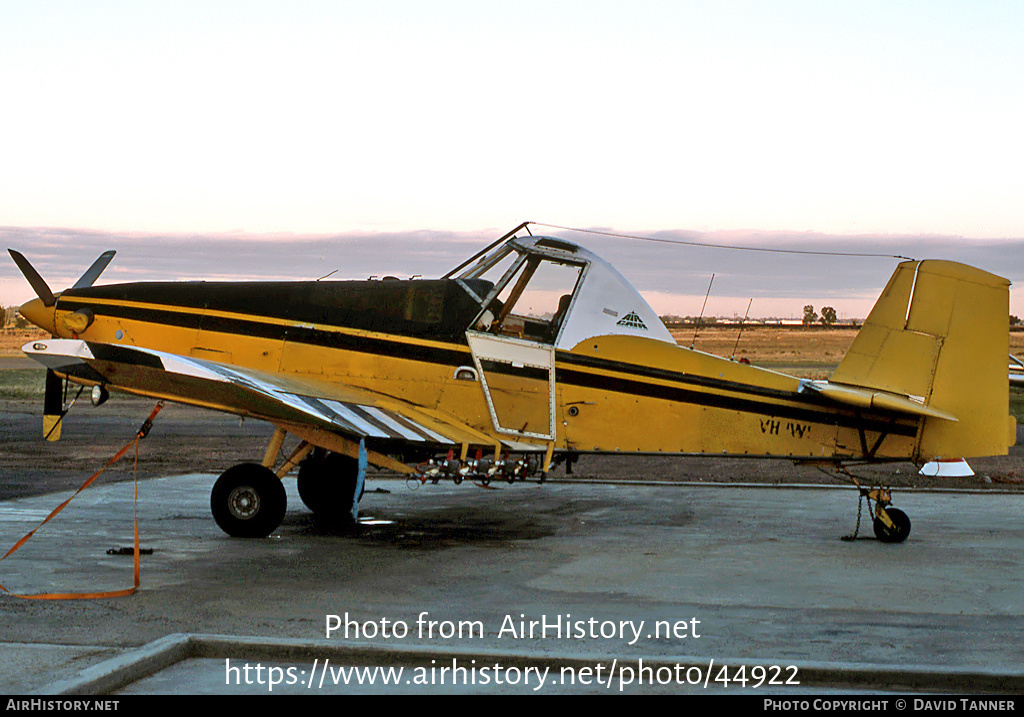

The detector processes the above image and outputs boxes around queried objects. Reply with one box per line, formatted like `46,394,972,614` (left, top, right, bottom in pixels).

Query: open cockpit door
465,332,558,441
453,231,675,442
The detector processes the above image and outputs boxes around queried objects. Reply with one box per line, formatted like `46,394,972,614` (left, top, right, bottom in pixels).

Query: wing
22,338,497,459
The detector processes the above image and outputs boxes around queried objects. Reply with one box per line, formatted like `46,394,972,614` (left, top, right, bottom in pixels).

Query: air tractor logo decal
616,311,648,330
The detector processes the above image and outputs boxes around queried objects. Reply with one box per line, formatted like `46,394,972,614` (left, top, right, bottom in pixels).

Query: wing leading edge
22,338,491,451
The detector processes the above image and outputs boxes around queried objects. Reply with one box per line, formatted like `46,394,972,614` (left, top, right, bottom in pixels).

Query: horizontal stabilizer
799,380,957,422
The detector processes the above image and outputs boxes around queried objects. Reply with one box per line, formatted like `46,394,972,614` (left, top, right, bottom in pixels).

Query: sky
2,1,1024,318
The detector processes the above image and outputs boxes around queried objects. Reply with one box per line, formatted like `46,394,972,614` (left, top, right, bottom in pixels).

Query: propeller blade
7,249,56,307
72,250,116,289
43,369,64,441
7,249,113,440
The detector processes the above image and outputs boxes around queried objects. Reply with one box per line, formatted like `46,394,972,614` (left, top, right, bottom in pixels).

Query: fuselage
22,276,920,462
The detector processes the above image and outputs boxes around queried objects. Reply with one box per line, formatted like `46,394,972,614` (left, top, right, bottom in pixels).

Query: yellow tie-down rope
0,402,164,600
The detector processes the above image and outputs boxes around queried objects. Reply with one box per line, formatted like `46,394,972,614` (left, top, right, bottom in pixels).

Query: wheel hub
227,486,260,520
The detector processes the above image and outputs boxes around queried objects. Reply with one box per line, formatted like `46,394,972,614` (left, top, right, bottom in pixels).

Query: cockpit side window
476,257,584,343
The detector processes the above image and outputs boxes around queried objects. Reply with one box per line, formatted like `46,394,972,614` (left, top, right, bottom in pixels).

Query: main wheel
873,507,911,543
296,450,362,521
211,463,287,537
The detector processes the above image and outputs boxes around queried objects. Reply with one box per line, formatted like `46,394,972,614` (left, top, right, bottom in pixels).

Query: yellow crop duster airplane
8,224,1015,544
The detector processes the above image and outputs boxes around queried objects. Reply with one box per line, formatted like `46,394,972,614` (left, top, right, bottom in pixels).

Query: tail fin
831,259,1014,460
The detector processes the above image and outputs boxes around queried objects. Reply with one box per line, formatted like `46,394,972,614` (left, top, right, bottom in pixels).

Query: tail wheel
873,507,911,543
211,463,287,537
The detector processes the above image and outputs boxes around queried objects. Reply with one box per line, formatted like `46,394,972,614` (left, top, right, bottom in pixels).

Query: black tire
296,451,362,520
211,463,287,538
873,507,911,543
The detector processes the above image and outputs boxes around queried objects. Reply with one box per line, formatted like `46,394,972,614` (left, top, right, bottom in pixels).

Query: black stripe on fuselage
558,351,801,403
64,296,916,436
555,366,916,437
554,351,917,437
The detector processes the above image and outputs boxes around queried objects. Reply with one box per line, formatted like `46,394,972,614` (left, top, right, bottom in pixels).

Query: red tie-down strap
0,402,164,600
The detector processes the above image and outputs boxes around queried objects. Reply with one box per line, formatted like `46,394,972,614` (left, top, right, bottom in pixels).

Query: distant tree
0,305,6,328
802,305,818,326
820,306,837,326
1011,315,1021,327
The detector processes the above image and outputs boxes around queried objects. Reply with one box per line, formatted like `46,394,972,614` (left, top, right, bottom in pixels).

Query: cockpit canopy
452,234,674,350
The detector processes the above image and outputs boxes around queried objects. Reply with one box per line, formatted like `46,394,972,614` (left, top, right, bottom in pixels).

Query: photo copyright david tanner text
765,699,1017,712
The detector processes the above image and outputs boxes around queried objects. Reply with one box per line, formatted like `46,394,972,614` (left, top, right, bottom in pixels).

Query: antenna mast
730,298,754,360
690,274,715,349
